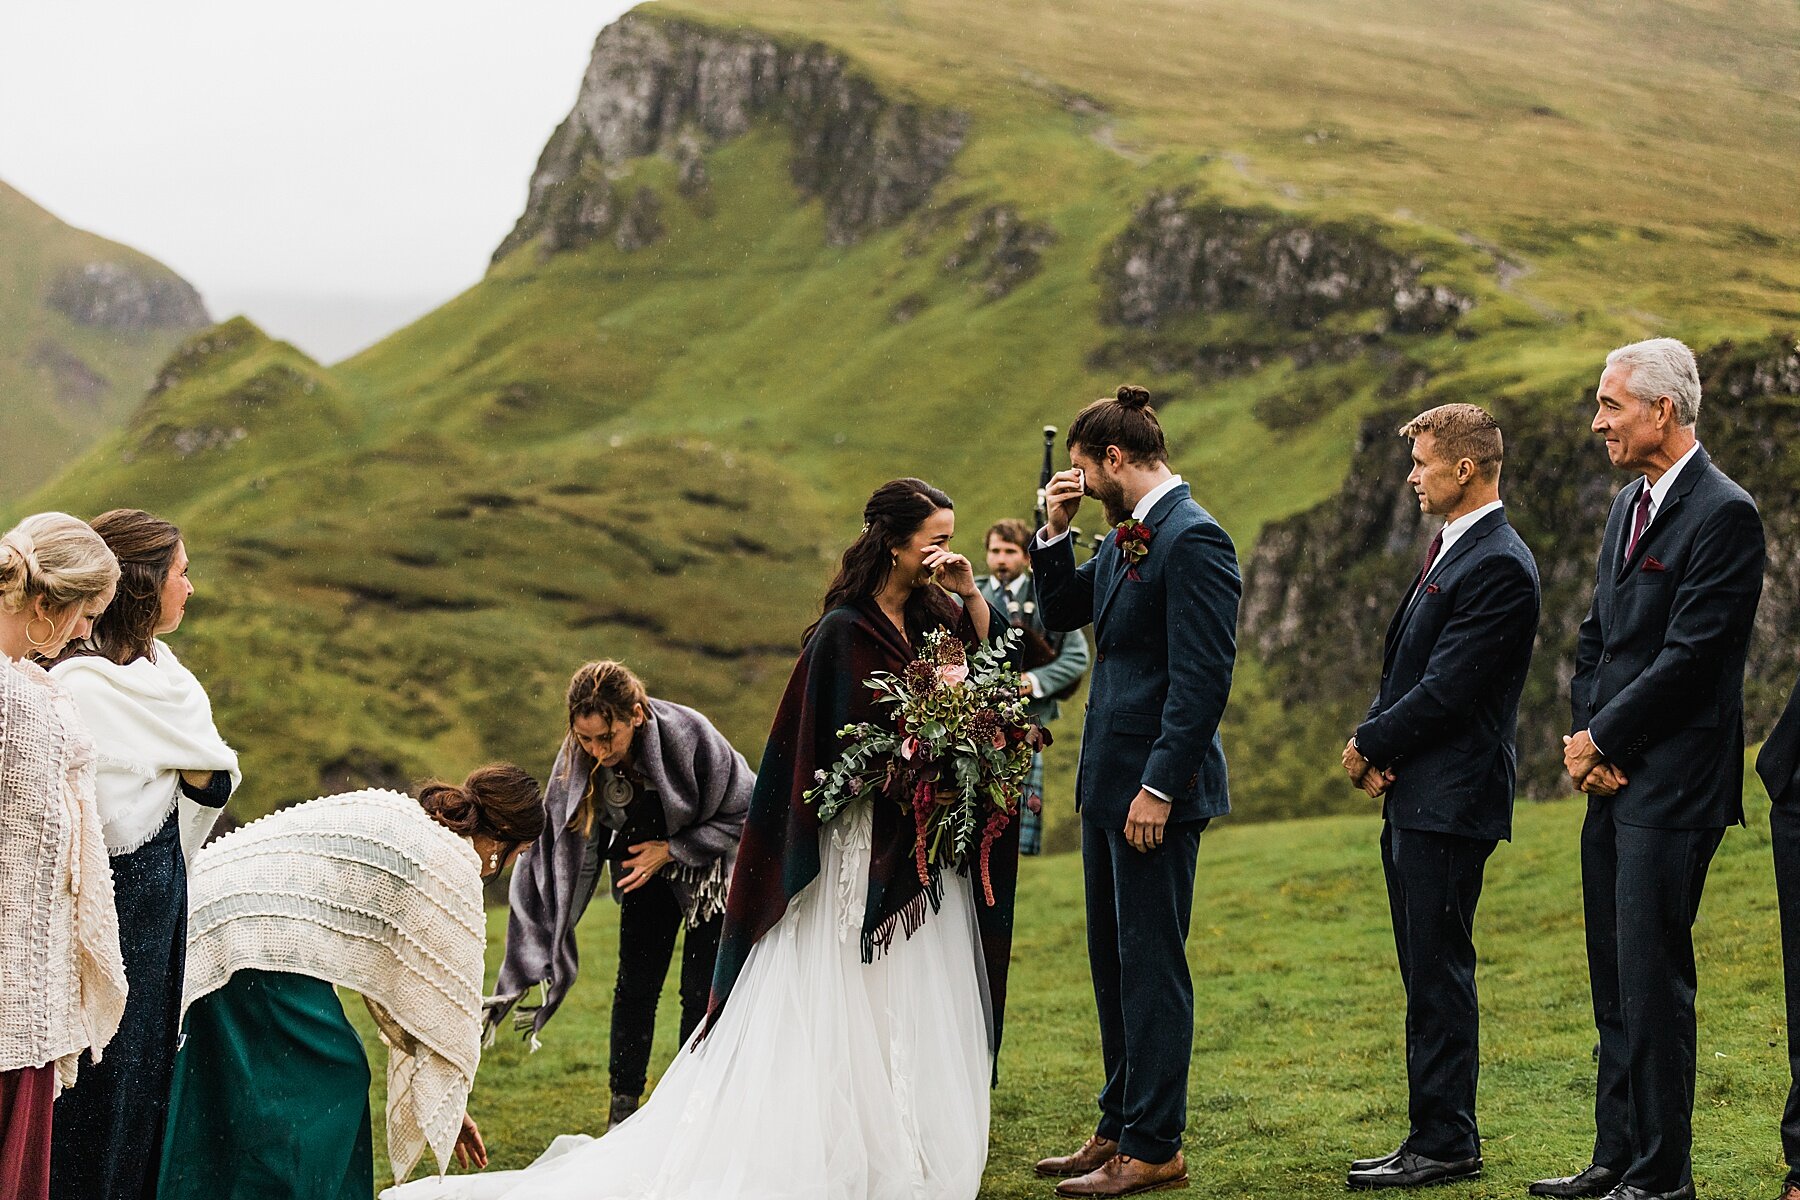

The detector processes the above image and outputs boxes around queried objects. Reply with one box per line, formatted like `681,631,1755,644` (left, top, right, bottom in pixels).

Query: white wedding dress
384,801,993,1200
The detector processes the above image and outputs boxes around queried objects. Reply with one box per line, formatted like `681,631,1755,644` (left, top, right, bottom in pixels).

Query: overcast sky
0,0,639,362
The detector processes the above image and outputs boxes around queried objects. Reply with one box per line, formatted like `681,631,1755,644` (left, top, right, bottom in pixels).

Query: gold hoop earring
24,616,54,648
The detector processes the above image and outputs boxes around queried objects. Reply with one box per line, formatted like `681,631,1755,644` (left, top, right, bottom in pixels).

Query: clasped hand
1563,730,1628,796
1341,739,1394,798
617,840,672,892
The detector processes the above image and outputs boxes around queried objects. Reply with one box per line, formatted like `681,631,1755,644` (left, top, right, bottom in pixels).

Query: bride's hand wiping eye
921,547,977,599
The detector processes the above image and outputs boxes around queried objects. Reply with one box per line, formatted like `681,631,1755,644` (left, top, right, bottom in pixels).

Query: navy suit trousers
1581,803,1723,1193
1768,803,1800,1185
1380,823,1495,1161
1082,817,1206,1161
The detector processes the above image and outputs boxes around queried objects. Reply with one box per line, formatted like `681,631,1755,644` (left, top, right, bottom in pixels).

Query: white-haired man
1534,338,1766,1200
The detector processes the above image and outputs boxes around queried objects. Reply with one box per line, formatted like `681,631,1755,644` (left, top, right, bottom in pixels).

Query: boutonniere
1113,520,1154,580
1641,556,1668,573
1424,583,1441,595
1022,600,1036,614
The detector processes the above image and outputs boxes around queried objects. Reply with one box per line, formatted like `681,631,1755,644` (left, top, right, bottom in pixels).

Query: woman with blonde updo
158,765,547,1198
0,513,127,1200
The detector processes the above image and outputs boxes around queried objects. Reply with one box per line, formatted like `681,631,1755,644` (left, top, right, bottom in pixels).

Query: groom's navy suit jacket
1031,483,1240,831
1356,508,1541,842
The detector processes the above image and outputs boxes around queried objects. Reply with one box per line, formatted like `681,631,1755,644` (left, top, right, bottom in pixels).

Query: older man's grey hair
1606,337,1702,427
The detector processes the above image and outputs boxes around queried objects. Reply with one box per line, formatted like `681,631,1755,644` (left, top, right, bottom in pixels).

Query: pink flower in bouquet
936,661,969,687
992,728,1008,750
901,736,920,761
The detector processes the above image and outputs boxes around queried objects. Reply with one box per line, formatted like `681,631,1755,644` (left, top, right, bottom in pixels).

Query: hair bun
1116,384,1152,410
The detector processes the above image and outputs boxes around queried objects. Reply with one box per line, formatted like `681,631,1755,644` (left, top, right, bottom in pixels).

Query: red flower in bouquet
1114,519,1153,580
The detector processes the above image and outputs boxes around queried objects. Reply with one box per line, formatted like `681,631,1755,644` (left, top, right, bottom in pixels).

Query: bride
387,478,1020,1200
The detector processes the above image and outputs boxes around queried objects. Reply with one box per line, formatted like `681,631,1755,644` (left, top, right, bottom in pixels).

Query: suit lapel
1614,446,1710,583
1391,509,1508,646
1094,483,1190,631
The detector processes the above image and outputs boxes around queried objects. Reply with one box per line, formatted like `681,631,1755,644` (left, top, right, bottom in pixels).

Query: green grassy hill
15,0,1800,831
0,180,209,499
355,790,1798,1197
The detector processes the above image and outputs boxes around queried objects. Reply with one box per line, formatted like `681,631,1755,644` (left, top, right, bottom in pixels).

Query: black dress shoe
1346,1149,1481,1190
1529,1166,1623,1198
1349,1146,1406,1173
1600,1185,1694,1200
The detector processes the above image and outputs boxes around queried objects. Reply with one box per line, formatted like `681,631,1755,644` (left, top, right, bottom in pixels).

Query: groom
1030,385,1241,1197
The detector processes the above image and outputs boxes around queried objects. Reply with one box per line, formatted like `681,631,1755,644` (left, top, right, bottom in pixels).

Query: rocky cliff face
45,261,209,332
1242,334,1800,798
495,12,968,261
1091,188,1472,386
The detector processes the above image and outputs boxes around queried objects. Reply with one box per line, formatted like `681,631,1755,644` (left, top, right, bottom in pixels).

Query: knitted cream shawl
51,640,240,859
183,790,485,1184
0,659,128,1090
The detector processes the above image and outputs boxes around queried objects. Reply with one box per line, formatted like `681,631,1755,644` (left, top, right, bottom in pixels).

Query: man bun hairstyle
1067,384,1168,464
1397,403,1504,480
0,512,120,617
418,763,546,846
73,509,183,666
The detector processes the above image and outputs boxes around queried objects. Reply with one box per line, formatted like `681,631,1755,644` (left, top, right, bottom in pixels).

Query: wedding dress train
384,801,992,1200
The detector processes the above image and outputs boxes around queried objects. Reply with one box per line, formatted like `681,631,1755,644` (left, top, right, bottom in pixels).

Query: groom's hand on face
1124,789,1171,852
1044,469,1085,537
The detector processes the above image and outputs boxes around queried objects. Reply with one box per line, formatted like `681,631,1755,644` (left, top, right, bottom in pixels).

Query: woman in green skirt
158,767,545,1199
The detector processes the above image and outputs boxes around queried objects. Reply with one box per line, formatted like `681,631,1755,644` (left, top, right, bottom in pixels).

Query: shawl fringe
860,868,943,964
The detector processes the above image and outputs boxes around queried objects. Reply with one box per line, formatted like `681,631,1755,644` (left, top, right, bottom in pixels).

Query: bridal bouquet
806,627,1049,905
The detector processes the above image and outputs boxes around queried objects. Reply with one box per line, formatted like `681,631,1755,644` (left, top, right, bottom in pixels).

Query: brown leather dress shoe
1035,1136,1120,1178
1054,1152,1189,1197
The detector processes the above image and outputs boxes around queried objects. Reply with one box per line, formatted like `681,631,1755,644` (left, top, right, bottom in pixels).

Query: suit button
1097,651,1106,663
1603,652,1613,663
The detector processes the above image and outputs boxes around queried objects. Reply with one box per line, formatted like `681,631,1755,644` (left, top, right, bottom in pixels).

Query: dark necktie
1416,529,1444,591
1624,483,1653,562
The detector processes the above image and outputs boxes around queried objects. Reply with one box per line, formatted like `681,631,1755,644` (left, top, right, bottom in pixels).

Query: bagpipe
1018,425,1087,702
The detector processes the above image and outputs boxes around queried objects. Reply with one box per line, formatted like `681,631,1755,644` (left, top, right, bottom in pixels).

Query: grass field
353,784,1797,1198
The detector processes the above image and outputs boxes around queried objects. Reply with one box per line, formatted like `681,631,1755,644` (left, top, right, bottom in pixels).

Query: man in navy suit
1757,681,1800,1200
1534,338,1765,1200
1028,385,1240,1198
1340,403,1541,1189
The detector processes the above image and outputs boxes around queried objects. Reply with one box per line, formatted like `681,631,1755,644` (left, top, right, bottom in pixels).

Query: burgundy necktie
1416,529,1444,590
1625,484,1653,562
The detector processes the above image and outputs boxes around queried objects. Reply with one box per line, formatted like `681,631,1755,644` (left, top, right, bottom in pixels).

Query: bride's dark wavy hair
806,478,956,643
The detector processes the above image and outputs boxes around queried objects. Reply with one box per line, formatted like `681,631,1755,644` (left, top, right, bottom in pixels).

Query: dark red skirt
0,1064,54,1200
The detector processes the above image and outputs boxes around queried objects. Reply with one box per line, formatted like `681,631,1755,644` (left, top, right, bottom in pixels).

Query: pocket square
1641,556,1668,573
1424,583,1441,594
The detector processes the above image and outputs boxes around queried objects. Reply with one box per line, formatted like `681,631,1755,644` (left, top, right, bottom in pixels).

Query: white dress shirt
1624,441,1702,564
1423,499,1505,585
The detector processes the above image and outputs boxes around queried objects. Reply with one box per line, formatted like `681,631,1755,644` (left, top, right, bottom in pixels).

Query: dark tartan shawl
702,592,1022,1070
